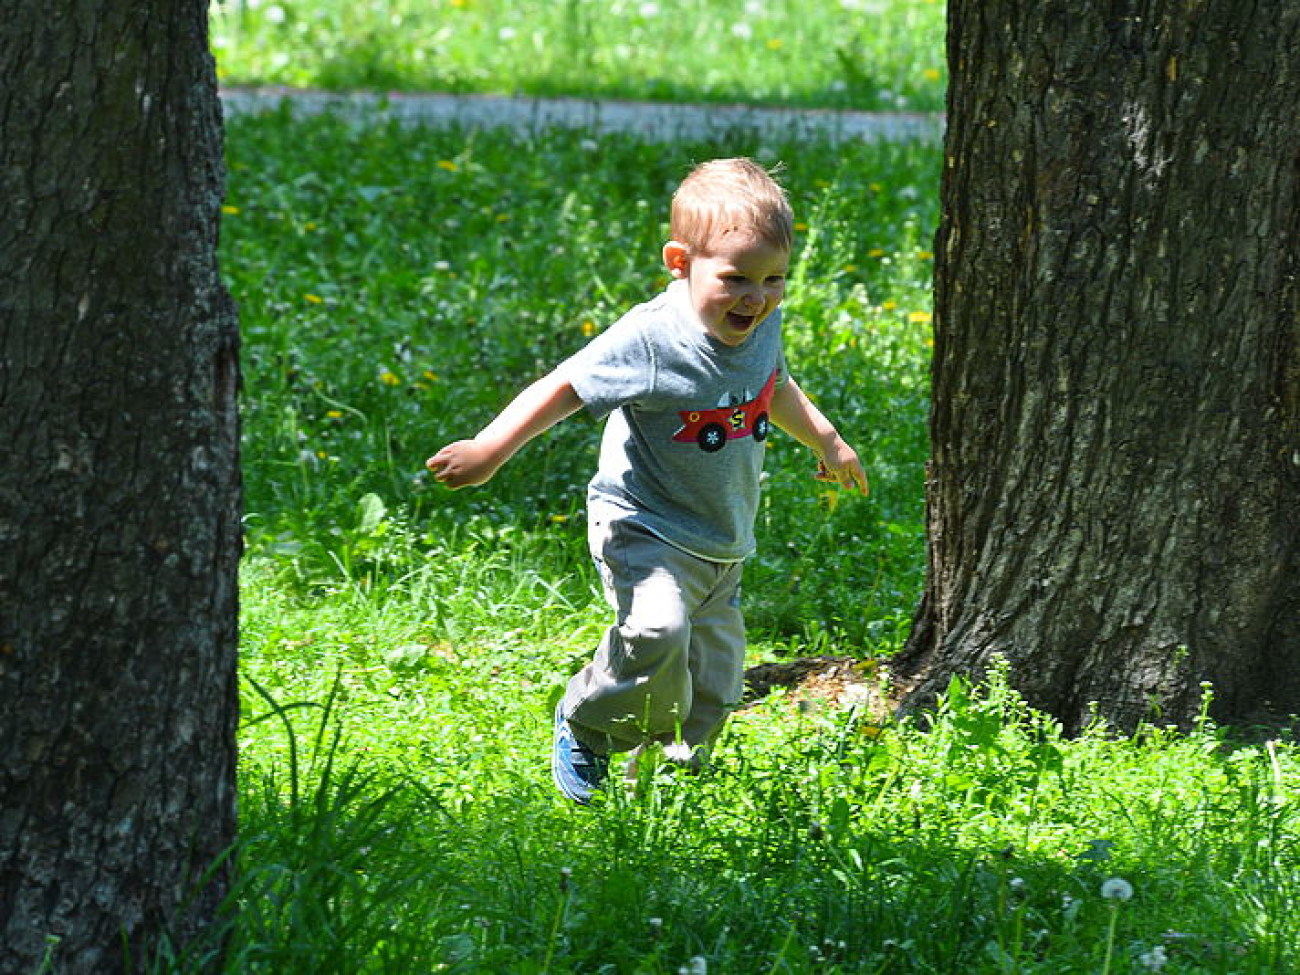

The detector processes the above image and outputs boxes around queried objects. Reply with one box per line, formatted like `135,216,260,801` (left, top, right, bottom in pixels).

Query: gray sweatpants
561,516,746,760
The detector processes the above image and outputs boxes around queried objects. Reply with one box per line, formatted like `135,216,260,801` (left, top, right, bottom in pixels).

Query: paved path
219,86,944,144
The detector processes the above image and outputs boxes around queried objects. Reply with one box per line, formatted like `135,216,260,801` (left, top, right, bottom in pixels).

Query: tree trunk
0,0,241,969
895,0,1300,733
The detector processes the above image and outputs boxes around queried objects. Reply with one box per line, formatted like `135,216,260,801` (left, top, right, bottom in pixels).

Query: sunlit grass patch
210,0,948,113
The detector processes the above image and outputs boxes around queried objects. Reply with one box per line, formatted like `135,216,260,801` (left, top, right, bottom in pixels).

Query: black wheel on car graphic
697,422,727,452
752,412,770,442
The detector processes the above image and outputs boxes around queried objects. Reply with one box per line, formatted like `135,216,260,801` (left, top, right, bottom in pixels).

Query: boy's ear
662,241,691,279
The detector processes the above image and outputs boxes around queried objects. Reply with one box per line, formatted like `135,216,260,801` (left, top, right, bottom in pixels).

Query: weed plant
214,111,1299,972
210,0,948,113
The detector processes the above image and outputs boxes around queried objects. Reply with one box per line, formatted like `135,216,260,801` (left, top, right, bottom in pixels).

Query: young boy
427,158,868,803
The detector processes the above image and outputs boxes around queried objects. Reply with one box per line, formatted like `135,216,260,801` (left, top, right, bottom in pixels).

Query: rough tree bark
895,0,1300,733
0,0,240,969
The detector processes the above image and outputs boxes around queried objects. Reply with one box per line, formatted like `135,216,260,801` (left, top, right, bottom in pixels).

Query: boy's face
663,231,789,348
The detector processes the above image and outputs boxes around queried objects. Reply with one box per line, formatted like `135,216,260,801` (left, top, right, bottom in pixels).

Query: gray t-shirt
559,280,788,562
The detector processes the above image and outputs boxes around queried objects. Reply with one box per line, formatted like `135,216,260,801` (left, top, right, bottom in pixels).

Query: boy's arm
426,369,583,489
769,378,869,494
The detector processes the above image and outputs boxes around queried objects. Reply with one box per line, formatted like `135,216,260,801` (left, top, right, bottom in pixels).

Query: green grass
204,108,1300,973
210,0,948,113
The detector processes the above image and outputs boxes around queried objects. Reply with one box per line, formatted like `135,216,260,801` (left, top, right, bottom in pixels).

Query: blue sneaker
551,703,608,804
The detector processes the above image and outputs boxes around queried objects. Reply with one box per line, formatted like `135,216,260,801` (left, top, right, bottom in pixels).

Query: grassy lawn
210,0,948,113
208,110,1300,973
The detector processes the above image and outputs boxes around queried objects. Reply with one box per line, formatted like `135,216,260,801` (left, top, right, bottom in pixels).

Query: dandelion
436,159,458,172
1099,877,1133,975
909,311,933,324
221,205,240,216
1100,877,1133,901
304,293,323,305
916,250,934,260
550,513,570,524
581,320,597,337
923,68,942,82
841,264,858,274
766,38,784,50
380,370,401,386
882,300,898,311
794,222,809,232
325,410,343,419
868,248,886,258
304,221,318,232
423,369,439,382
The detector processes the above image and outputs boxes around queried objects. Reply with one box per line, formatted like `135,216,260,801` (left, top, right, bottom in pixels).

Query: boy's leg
562,519,724,754
678,561,746,763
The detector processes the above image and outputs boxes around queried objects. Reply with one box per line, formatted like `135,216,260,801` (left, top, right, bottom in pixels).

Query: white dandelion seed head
1100,876,1134,901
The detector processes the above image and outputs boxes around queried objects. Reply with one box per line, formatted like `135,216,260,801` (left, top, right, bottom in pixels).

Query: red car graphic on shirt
672,369,779,452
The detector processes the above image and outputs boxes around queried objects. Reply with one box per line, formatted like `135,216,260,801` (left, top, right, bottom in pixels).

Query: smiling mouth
726,311,758,331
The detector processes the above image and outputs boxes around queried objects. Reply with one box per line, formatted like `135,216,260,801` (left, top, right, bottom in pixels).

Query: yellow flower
882,300,898,311
380,370,401,386
436,159,458,172
916,250,934,260
766,37,784,50
794,221,809,232
325,409,343,419
581,320,597,337
923,68,942,82
909,311,933,324
221,205,240,216
423,369,439,382
842,264,858,273
304,294,323,304
868,248,886,258
550,513,570,524
304,221,318,232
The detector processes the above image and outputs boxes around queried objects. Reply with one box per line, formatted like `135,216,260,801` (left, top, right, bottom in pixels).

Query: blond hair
669,158,794,254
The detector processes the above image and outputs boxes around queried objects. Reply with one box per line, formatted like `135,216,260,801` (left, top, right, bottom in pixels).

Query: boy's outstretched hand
426,439,502,490
814,439,870,495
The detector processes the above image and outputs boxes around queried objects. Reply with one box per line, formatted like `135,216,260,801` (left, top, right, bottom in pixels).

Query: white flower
1100,877,1134,901
498,27,517,41
640,2,660,15
680,957,707,975
263,4,285,24
1139,945,1168,971
731,23,753,39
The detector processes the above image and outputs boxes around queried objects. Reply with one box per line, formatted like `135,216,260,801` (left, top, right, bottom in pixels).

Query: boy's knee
617,612,690,665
